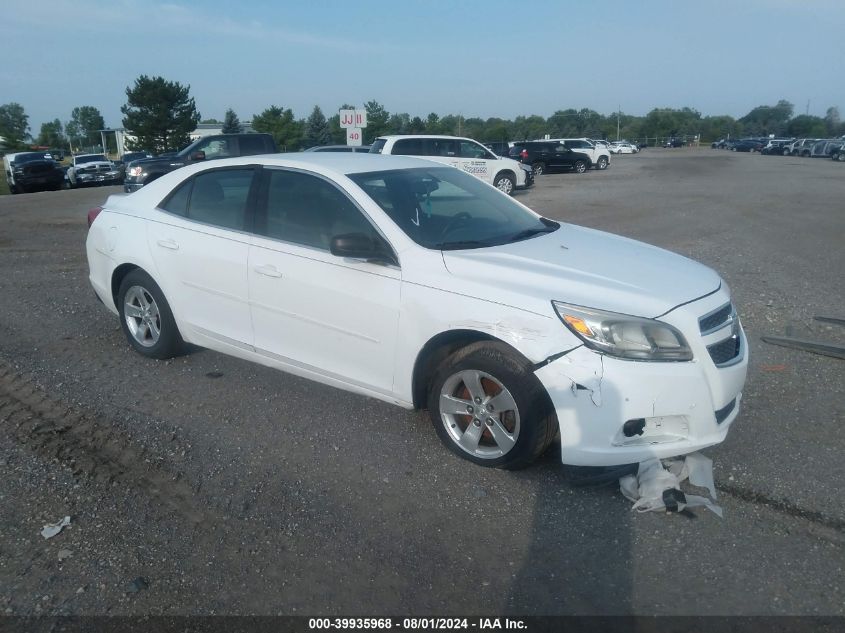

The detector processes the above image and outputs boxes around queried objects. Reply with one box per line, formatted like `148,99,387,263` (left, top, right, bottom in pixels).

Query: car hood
75,161,114,170
440,224,721,318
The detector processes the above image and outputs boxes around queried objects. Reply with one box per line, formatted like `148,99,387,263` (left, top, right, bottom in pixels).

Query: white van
369,135,532,195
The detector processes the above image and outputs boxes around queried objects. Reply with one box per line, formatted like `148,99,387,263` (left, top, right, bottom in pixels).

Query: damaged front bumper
535,292,748,466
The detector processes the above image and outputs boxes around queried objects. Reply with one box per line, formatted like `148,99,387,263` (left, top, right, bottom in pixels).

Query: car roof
377,134,477,142
109,153,464,211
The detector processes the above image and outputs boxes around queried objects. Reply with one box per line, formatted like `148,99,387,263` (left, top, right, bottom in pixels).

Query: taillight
87,206,103,228
520,149,529,160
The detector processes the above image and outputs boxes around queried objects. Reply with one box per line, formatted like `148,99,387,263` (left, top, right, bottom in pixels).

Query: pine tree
221,109,242,134
303,106,330,147
121,75,201,153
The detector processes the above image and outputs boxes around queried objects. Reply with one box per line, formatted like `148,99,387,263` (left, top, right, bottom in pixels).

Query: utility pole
616,105,621,141
806,100,810,116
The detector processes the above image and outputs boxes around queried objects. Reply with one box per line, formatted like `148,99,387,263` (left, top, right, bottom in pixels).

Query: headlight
553,302,693,362
128,166,144,177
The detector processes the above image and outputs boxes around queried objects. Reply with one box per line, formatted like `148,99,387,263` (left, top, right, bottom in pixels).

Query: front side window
459,141,491,159
184,169,253,230
258,169,379,251
349,167,558,250
195,137,232,159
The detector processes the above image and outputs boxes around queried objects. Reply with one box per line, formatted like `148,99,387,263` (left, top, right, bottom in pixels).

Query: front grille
26,164,52,176
714,398,736,424
699,303,733,334
707,333,741,366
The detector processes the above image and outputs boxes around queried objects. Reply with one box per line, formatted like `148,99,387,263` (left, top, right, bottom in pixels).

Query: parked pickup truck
123,133,277,192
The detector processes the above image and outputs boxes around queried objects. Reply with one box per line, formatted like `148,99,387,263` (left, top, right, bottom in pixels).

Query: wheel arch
411,329,534,409
111,263,143,306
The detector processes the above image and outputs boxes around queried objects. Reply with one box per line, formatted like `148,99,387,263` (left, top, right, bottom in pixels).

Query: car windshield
15,153,52,164
76,155,109,164
348,167,558,250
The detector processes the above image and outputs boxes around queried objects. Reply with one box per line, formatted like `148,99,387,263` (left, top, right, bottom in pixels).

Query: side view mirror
190,150,206,161
330,233,396,265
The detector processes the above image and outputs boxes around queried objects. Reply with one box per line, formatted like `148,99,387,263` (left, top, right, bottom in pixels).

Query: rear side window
392,138,425,155
425,138,457,157
185,168,254,231
239,135,269,155
160,180,192,216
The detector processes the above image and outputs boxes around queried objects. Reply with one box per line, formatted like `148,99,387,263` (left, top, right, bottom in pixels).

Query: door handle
254,264,282,278
156,238,179,250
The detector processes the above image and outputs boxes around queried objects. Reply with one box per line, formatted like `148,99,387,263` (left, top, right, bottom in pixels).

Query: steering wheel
439,211,473,240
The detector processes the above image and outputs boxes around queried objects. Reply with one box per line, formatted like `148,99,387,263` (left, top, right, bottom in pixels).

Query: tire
783,149,791,156
117,269,184,359
493,172,515,195
531,161,545,176
427,341,557,470
837,153,845,162
573,160,587,174
596,156,608,170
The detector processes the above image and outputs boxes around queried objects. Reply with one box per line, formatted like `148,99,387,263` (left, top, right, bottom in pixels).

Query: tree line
1,76,842,155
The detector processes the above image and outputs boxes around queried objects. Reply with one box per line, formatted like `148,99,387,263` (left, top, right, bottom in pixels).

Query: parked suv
548,138,610,170
509,141,592,175
789,139,819,157
369,135,532,195
124,133,277,192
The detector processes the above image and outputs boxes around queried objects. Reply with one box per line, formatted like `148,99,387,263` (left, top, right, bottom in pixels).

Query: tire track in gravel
0,359,207,526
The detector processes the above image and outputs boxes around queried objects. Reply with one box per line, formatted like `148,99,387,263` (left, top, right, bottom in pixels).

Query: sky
4,0,845,134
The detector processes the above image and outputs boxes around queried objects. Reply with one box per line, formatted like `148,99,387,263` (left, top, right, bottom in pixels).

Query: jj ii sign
339,109,367,129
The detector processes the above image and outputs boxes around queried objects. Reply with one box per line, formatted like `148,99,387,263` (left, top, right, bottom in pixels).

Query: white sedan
86,154,747,469
610,142,638,154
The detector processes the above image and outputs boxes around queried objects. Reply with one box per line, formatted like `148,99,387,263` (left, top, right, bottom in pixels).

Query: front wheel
573,160,587,174
596,156,608,170
493,172,515,195
117,269,184,359
427,342,557,469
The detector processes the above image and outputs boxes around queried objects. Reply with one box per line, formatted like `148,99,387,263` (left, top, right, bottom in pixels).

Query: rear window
239,135,270,155
369,139,387,154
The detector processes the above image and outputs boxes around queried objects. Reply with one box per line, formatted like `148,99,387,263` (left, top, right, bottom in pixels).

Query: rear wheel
573,160,587,174
427,342,557,469
493,172,515,195
117,269,184,359
531,161,545,176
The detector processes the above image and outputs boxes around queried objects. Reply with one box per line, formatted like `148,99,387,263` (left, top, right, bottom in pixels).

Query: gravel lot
1,148,843,616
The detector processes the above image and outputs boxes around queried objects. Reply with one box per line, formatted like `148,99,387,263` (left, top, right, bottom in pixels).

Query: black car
831,144,845,162
665,138,685,148
4,152,65,194
124,134,277,192
508,141,591,175
760,140,792,155
731,139,764,152
483,141,512,157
